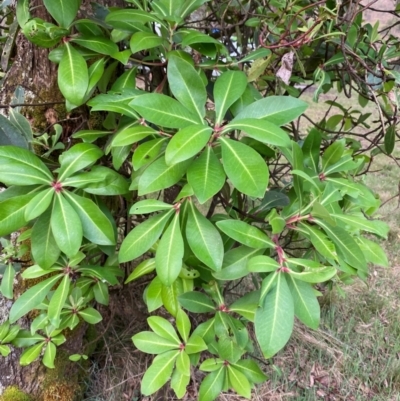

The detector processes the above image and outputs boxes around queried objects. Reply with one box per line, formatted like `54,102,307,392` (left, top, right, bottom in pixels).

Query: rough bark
0,1,123,399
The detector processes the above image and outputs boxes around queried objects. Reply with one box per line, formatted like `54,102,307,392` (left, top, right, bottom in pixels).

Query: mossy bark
0,0,124,399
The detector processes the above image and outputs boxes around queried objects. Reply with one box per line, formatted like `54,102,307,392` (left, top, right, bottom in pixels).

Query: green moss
0,386,33,401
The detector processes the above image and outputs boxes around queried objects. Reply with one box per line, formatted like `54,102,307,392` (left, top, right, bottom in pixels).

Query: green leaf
0,114,29,149
156,213,184,286
187,146,226,204
24,188,54,221
141,350,179,396
315,219,367,270
112,125,158,147
286,275,320,329
358,237,388,267
216,220,274,249
176,309,191,342
119,210,173,263
227,365,251,399
93,281,109,305
0,345,10,357
148,316,181,344
105,9,165,31
43,0,80,28
0,145,53,185
0,193,35,237
132,331,179,354
331,213,389,238
167,55,206,122
16,0,30,27
58,43,89,107
321,140,345,171
255,273,294,358
186,201,224,271
171,368,190,399
51,193,83,257
20,342,44,366
71,130,111,143
125,259,156,283
130,31,165,54
58,143,103,181
63,191,115,245
130,93,201,128
214,71,247,125
1,264,15,299
224,119,291,148
302,128,321,173
48,274,71,327
178,292,215,313
299,223,336,260
82,167,129,196
161,280,182,317
288,266,337,283
88,92,140,119
31,209,61,269
130,200,173,215
384,125,395,155
78,307,102,324
133,138,167,170
138,157,192,195
165,125,212,165
229,291,259,322
214,246,264,281
198,368,225,401
176,350,191,376
200,358,224,372
43,341,56,369
291,142,304,206
233,96,308,126
247,255,280,272
232,359,267,384
72,35,119,56
145,277,163,313
9,274,63,323
219,137,268,198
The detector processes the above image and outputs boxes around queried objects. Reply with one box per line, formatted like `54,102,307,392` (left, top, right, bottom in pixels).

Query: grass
82,90,400,401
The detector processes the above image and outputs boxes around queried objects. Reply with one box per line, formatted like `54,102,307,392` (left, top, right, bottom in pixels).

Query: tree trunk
0,1,123,399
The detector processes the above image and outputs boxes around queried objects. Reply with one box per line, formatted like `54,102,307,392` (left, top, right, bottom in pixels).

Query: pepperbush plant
0,0,395,399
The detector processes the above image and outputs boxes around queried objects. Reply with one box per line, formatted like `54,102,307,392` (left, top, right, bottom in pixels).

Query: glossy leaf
0,145,53,185
0,193,35,237
141,350,179,396
20,342,44,366
247,255,280,272
130,31,165,54
187,146,226,204
216,220,274,248
232,359,267,384
156,213,184,286
130,93,200,128
178,292,215,313
9,274,63,323
43,0,80,28
171,368,190,398
225,119,291,148
227,365,251,399
233,96,308,126
48,274,71,327
31,210,61,269
78,308,102,324
214,71,247,124
133,138,166,170
119,210,173,263
130,200,173,215
220,137,268,197
132,331,179,354
51,193,83,257
176,309,191,342
148,316,181,344
58,143,103,181
288,266,336,283
112,125,158,147
186,201,224,271
138,157,192,195
72,35,119,56
1,264,15,299
24,188,54,221
198,368,225,401
58,43,88,107
43,342,56,369
287,275,320,329
165,125,212,165
63,191,115,245
167,55,206,121
255,273,294,358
